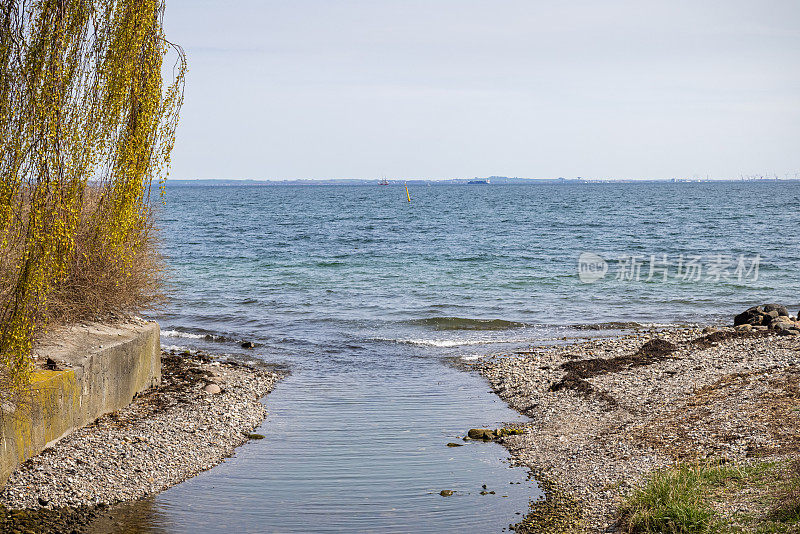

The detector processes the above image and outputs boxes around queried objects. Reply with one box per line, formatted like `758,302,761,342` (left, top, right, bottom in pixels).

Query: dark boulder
733,306,764,326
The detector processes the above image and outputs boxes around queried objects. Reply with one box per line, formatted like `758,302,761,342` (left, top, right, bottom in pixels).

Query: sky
162,0,800,181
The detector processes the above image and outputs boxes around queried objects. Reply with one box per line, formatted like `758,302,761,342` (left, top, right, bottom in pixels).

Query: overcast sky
163,1,800,181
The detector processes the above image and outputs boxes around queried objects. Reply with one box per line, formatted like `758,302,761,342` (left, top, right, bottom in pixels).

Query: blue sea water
112,182,798,533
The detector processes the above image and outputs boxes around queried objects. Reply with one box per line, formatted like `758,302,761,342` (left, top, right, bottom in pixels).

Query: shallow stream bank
0,350,283,528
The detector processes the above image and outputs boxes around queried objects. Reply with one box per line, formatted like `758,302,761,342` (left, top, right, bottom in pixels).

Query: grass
620,459,800,534
620,460,738,533
767,461,800,527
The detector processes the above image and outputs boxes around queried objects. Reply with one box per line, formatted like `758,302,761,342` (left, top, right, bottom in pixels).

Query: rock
735,324,753,332
37,496,49,506
446,442,463,447
752,325,769,331
203,383,221,394
439,490,454,496
772,322,796,334
241,341,254,349
467,428,496,440
770,316,792,326
768,316,797,332
764,310,780,320
733,307,763,326
244,433,264,440
763,303,789,316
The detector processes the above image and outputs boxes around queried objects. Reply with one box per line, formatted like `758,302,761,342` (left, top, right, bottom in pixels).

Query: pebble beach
1,350,283,512
471,326,800,532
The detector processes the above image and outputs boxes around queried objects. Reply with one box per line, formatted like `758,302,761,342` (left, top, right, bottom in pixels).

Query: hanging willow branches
0,0,185,393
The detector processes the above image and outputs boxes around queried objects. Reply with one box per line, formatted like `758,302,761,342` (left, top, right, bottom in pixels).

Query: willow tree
0,0,185,394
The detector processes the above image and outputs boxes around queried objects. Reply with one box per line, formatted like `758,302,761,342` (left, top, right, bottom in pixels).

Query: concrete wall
0,320,160,486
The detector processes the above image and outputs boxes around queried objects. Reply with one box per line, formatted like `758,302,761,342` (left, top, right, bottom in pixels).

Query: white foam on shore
460,354,485,361
162,329,205,339
372,337,539,348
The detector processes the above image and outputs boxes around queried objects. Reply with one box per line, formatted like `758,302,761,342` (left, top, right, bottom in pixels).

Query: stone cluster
733,304,800,335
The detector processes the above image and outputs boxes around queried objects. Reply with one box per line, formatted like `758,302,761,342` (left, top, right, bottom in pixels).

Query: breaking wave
407,316,529,331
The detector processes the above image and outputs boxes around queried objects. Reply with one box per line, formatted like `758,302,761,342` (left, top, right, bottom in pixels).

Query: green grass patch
620,461,741,533
620,459,800,534
768,461,800,526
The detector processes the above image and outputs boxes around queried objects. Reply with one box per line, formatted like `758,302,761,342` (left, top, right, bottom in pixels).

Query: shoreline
1,349,284,532
468,326,800,532
4,321,798,532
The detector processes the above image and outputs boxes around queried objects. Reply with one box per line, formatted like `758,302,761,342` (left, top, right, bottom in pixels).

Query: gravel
0,349,284,510
470,326,800,532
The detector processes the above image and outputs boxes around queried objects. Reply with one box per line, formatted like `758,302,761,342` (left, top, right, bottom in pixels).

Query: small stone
203,383,221,394
241,341,255,349
446,442,463,447
439,490,454,496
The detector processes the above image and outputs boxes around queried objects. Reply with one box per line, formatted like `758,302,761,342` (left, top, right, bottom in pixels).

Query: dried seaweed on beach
560,338,677,379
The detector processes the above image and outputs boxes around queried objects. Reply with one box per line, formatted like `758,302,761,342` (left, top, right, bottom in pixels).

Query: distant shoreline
163,178,800,187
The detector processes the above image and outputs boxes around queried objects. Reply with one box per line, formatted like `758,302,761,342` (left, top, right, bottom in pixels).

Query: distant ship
378,178,389,185
467,179,490,185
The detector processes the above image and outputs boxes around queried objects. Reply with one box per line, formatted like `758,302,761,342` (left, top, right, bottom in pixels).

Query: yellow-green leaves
0,0,184,394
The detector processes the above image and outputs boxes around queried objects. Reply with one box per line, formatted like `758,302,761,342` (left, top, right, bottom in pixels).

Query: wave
162,329,235,343
407,316,529,331
372,337,536,348
162,329,205,339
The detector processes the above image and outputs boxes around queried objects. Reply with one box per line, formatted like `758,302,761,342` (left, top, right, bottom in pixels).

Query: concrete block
0,320,160,486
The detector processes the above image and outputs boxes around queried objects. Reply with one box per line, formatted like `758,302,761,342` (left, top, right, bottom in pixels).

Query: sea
107,181,799,533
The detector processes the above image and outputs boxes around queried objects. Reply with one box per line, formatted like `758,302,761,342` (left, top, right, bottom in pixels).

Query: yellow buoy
405,183,411,202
